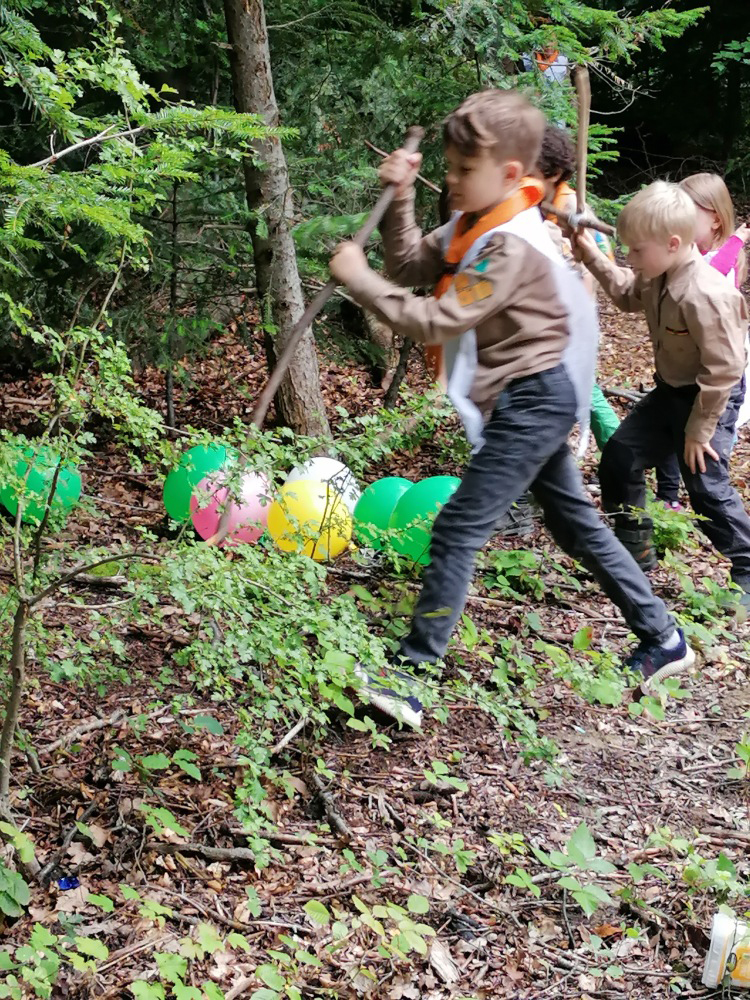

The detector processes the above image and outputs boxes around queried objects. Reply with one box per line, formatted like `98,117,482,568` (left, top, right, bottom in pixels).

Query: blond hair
680,172,747,284
443,89,544,173
617,181,696,248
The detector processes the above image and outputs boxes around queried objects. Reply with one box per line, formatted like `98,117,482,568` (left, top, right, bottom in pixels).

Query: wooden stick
270,715,307,756
206,125,424,546
249,125,424,432
364,138,440,193
148,841,256,863
365,135,615,236
40,709,126,755
540,199,615,237
573,65,591,217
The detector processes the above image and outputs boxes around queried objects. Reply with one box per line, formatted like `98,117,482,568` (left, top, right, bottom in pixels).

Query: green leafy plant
0,862,30,918
482,549,545,601
531,822,617,916
727,734,750,780
423,759,468,793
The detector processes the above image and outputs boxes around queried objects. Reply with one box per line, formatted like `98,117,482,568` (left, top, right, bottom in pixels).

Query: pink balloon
190,472,270,546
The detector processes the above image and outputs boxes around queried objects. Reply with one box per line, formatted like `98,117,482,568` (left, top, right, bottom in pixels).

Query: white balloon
286,457,361,513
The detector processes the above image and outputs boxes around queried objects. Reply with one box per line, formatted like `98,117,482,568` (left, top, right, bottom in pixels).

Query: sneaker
624,629,696,690
661,499,684,512
353,664,424,729
615,524,658,572
495,493,536,538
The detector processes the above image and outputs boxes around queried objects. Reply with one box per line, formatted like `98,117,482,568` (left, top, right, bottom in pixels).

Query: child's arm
376,149,445,288
682,290,749,469
572,229,646,313
330,236,519,344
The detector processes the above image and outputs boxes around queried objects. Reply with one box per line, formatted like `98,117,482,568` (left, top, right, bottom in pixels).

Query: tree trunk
222,0,330,436
0,601,29,805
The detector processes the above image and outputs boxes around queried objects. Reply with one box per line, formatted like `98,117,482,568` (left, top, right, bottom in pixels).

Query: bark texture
223,0,329,435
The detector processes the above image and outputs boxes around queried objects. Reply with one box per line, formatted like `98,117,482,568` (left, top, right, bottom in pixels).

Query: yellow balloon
267,479,352,561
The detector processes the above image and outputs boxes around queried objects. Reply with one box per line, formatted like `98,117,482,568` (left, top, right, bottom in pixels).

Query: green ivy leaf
192,715,224,735
139,805,189,838
257,965,285,990
573,626,593,650
346,718,370,731
155,952,188,983
173,986,201,1000
227,932,252,953
244,887,262,918
196,922,224,956
294,949,322,967
75,937,109,961
303,900,331,926
174,757,202,780
567,822,597,865
130,985,165,1000
141,753,171,770
87,893,115,912
717,852,737,876
406,893,429,914
0,823,36,864
0,950,16,971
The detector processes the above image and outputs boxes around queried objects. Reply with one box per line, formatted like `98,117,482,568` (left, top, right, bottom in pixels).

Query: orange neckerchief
426,177,544,379
544,180,574,227
535,48,560,73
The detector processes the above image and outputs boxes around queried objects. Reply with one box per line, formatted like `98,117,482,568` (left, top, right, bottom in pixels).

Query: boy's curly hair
536,125,576,182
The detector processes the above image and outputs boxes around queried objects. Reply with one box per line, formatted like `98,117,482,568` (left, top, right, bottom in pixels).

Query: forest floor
0,291,749,1000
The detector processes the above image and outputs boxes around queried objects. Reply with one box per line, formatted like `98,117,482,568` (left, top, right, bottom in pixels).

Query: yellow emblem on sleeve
454,272,494,308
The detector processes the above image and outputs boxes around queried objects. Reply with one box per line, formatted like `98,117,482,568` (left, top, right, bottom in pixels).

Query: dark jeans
398,365,675,667
599,379,750,586
655,454,682,504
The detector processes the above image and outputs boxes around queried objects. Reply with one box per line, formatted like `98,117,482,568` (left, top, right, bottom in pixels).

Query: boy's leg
675,385,750,593
531,444,676,644
598,386,674,567
655,454,682,507
398,366,577,667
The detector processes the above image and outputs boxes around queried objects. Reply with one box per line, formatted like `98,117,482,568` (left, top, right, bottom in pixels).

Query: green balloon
162,467,193,522
353,477,412,550
0,445,82,525
388,476,461,565
162,443,230,522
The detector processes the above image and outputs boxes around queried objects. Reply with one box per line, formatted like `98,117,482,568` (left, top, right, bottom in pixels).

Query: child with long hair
655,172,749,507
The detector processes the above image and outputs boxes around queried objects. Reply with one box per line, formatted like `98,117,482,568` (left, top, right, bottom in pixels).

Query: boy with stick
329,90,693,728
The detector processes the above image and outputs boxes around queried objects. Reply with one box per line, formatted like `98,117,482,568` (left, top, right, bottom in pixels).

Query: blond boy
575,181,750,608
329,92,693,727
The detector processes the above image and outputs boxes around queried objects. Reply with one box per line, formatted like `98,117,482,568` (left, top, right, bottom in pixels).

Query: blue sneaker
353,664,424,729
624,629,696,690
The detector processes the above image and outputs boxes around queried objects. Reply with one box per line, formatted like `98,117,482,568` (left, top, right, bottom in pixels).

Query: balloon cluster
0,444,82,525
163,449,360,561
353,475,460,565
162,444,460,565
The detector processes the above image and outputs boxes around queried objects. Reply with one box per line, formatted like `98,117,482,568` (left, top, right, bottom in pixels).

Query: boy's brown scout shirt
585,247,748,444
343,192,572,420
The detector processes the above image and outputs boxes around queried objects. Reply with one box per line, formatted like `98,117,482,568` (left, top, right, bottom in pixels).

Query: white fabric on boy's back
348,191,598,445
440,207,598,451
